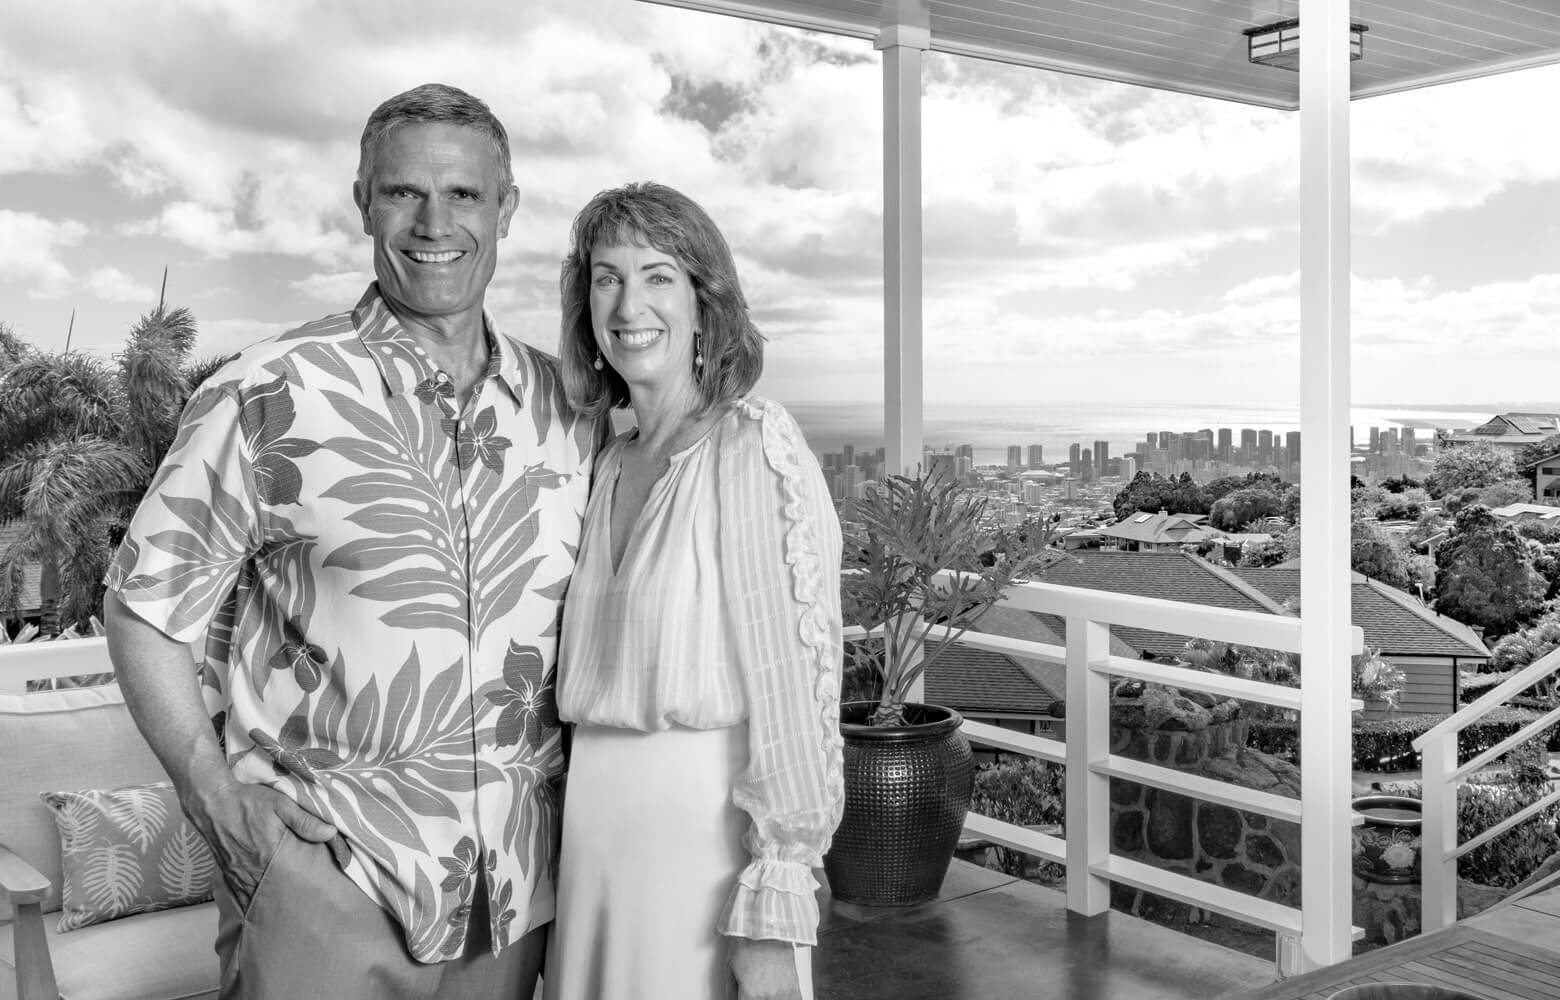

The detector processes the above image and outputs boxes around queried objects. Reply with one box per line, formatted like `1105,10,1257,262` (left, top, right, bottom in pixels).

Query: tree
1515,433,1560,476
1375,488,1428,522
1208,486,1284,532
0,306,222,634
1489,613,1560,673
1111,471,1209,520
1433,505,1547,638
1380,475,1423,493
1205,472,1287,505
1351,516,1412,589
1425,441,1519,498
1239,523,1300,567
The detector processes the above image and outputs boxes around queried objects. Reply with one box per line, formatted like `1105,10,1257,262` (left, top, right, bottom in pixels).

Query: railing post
1420,732,1458,931
1065,615,1110,915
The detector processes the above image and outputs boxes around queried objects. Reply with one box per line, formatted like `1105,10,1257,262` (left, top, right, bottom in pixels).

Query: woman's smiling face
588,240,700,396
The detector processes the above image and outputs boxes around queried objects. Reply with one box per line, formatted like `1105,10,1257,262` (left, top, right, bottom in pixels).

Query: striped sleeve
716,398,845,946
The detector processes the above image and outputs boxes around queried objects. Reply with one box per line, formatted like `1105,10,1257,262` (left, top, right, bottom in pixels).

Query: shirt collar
352,283,523,406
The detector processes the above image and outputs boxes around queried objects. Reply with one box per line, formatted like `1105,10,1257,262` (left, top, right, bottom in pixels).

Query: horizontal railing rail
0,637,113,695
1412,645,1560,933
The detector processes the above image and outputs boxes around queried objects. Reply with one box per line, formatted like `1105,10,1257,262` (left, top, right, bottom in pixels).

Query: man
105,83,600,998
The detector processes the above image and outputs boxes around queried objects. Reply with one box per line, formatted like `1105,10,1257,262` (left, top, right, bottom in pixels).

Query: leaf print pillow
39,781,218,932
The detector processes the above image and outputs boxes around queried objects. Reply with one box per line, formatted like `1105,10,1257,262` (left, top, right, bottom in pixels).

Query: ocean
783,401,1556,466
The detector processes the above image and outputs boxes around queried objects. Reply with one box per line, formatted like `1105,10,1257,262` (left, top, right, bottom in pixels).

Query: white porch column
1296,0,1355,974
877,14,928,477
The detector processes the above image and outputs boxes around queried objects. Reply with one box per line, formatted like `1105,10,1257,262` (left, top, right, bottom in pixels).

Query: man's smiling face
354,122,517,331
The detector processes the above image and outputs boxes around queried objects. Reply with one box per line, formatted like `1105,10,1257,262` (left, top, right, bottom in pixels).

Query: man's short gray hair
357,83,513,190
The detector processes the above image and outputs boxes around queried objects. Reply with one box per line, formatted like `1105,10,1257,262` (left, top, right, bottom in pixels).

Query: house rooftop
1028,550,1489,661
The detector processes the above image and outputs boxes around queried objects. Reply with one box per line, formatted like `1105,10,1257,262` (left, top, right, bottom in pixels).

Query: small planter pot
1352,794,1423,884
823,701,974,906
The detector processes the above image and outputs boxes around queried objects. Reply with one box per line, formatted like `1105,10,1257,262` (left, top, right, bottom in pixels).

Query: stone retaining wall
1108,714,1305,918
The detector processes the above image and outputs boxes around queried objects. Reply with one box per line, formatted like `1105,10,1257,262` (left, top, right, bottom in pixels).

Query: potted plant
1353,646,1405,719
825,469,1056,905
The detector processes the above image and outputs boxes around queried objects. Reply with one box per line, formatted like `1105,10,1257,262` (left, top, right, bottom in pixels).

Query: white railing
0,636,113,695
1412,646,1560,932
871,577,1365,976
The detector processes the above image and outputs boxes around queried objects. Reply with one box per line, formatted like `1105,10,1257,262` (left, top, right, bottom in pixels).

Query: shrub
1395,735,1560,888
970,756,1065,877
1247,707,1546,773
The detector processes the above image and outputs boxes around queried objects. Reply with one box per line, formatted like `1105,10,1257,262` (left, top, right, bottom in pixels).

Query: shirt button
435,371,451,384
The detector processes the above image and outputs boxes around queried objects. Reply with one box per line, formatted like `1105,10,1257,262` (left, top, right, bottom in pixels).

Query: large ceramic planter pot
823,701,975,906
1352,794,1423,884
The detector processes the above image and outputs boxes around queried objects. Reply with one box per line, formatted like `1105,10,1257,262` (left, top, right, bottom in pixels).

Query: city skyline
2,1,1558,407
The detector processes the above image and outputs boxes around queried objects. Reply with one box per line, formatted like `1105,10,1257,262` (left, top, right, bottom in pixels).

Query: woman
546,182,844,1000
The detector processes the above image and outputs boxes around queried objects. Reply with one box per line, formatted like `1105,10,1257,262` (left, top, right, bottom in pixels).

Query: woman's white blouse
557,396,845,946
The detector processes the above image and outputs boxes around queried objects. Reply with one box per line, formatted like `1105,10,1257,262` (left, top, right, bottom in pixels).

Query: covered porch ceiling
646,0,1560,109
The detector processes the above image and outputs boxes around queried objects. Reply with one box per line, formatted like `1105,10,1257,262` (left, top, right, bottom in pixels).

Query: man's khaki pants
214,834,546,999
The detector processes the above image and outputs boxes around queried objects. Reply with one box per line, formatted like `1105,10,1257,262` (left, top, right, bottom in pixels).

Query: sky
2,0,1558,411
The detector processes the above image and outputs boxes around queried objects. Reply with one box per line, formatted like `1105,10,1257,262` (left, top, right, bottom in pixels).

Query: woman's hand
730,937,803,1000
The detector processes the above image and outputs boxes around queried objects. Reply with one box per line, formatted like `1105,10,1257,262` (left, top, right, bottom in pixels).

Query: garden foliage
970,756,1065,877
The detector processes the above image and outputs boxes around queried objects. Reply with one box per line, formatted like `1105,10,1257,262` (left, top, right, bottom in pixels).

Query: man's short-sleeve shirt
106,285,599,963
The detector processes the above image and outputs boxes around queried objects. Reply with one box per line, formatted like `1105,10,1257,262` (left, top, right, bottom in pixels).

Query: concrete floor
814,860,1275,1000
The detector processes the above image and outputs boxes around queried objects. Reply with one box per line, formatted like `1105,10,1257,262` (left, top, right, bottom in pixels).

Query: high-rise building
1217,428,1233,464
956,444,974,460
1369,427,1381,454
1080,448,1093,482
844,465,864,500
842,444,854,470
1258,429,1274,466
1240,428,1258,465
1285,431,1301,471
1119,455,1138,481
1093,440,1109,479
1027,444,1044,469
1007,445,1024,472
1402,428,1417,457
1068,442,1082,478
956,456,973,480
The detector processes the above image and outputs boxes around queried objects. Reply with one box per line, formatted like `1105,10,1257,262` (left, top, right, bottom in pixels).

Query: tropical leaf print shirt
558,397,845,945
105,285,600,963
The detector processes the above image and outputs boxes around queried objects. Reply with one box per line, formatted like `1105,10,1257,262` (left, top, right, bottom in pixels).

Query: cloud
85,267,156,304
0,210,87,297
288,270,374,304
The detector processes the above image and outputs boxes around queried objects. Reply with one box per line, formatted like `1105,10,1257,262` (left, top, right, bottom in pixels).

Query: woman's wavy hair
559,182,763,416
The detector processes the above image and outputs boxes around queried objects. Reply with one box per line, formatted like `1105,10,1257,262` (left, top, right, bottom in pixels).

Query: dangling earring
693,332,705,373
593,352,604,372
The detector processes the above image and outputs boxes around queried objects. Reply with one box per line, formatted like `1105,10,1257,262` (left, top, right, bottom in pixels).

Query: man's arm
104,593,335,907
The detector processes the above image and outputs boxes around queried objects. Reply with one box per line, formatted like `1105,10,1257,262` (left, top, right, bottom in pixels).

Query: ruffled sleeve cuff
717,858,823,946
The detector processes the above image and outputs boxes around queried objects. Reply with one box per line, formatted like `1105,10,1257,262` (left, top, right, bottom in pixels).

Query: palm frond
0,523,37,619
126,305,199,363
57,526,114,631
0,352,119,454
0,440,53,519
185,353,237,394
23,436,149,544
117,348,187,462
0,321,30,374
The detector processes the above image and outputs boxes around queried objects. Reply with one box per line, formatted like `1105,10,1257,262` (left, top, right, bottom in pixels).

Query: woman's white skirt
545,722,812,1000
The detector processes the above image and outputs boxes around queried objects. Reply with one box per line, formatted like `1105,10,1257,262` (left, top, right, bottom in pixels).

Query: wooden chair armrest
0,846,60,1000
0,844,50,906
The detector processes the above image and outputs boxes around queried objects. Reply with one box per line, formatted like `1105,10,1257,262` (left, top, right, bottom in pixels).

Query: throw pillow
39,781,218,932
